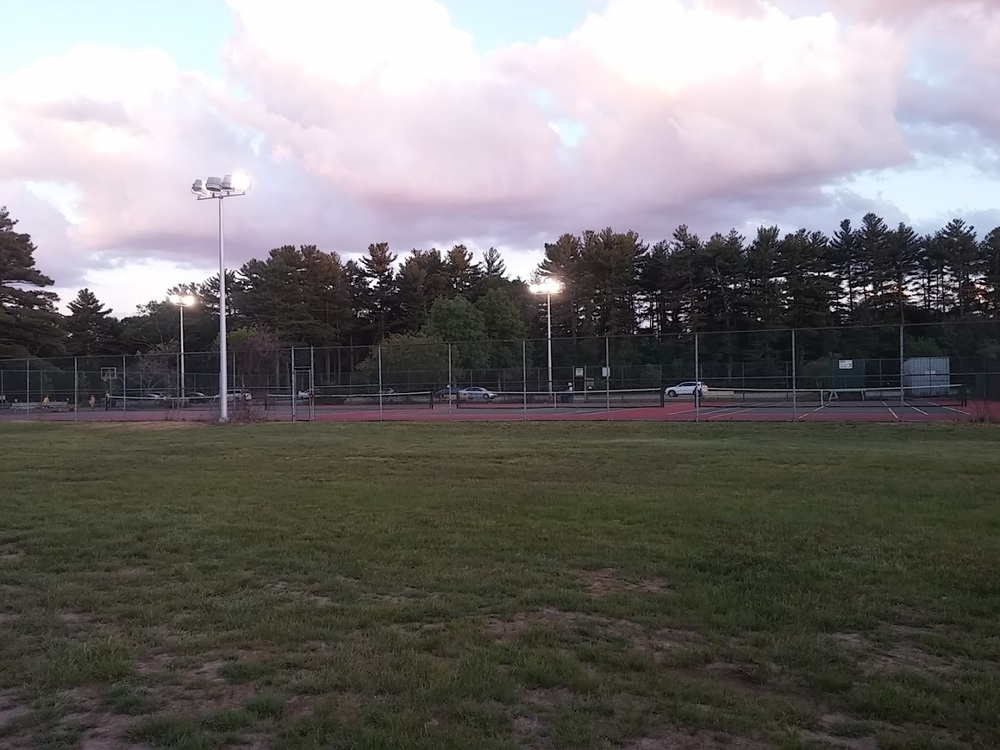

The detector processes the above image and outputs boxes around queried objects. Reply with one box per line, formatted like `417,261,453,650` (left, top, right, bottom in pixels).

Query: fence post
377,345,384,422
290,347,297,422
74,357,79,421
791,329,797,422
899,323,905,407
448,343,453,417
522,339,527,421
122,354,127,416
310,346,316,421
694,332,700,423
605,336,611,420
25,358,30,421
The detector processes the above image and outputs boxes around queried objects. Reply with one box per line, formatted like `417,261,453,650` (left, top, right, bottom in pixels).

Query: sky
1,0,999,316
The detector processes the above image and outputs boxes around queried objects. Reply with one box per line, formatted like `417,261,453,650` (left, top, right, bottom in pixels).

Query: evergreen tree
65,288,121,356
359,242,399,342
0,207,65,357
482,247,507,279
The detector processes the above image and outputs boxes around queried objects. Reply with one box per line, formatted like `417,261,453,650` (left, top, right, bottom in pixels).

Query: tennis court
1,384,993,423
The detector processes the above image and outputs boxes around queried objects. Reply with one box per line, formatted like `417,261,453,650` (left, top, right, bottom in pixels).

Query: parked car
436,385,462,401
186,391,209,404
664,381,708,398
459,386,497,402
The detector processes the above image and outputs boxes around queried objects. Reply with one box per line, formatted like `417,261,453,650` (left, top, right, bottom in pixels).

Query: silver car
459,386,497,401
665,381,708,398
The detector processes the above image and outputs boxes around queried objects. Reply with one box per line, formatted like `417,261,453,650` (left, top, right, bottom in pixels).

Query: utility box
828,358,866,391
902,357,950,396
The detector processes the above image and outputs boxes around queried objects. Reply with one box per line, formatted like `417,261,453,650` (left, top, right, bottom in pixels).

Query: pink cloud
0,0,989,306
822,0,995,23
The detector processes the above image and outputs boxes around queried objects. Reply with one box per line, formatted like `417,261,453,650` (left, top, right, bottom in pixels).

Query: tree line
2,205,999,370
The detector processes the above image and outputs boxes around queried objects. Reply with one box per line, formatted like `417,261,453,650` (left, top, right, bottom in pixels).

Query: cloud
821,0,994,23
224,0,912,225
0,0,993,313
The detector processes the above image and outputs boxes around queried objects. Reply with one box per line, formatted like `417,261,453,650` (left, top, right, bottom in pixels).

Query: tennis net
455,388,664,408
292,390,435,408
697,384,967,409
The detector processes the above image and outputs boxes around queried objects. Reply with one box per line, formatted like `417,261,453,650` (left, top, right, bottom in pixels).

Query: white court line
909,404,929,415
942,406,970,415
797,405,826,421
886,403,899,421
704,406,756,419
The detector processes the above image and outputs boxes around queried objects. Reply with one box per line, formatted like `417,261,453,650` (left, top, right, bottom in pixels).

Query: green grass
1,421,999,749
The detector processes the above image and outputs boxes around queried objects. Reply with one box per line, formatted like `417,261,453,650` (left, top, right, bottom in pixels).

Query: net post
605,336,611,420
791,328,797,421
899,322,905,407
522,339,528,422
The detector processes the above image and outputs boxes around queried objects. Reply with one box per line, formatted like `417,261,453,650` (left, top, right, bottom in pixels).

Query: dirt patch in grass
830,632,959,675
488,607,703,654
801,712,879,750
269,581,334,607
0,543,25,562
871,645,958,675
76,711,137,750
133,651,263,715
623,725,769,749
371,587,440,605
700,661,770,694
0,688,31,728
59,610,96,630
512,713,545,745
523,687,574,709
575,568,671,596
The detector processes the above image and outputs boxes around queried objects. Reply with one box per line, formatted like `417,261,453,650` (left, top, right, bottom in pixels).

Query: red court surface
3,399,996,424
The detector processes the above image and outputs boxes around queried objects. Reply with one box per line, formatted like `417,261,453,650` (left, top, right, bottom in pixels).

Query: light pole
190,173,251,422
528,278,563,394
168,293,196,399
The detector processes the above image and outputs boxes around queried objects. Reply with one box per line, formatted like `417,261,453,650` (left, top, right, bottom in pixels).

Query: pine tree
0,207,66,357
360,242,399,342
65,288,121,356
482,247,507,279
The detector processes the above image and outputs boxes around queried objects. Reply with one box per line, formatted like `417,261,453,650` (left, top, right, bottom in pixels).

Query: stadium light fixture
190,173,251,422
168,294,197,400
529,278,564,394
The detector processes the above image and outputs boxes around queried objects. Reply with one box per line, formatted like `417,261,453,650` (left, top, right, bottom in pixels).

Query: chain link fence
1,321,997,422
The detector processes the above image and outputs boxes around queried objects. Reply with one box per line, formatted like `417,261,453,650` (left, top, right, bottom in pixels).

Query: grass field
1,422,999,750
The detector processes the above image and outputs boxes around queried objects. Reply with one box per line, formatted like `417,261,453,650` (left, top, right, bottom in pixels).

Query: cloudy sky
2,0,999,315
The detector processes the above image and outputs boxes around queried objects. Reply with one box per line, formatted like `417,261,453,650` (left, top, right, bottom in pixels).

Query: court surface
2,397,993,423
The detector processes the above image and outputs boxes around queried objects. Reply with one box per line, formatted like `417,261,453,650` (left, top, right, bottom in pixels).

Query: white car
459,386,497,402
665,381,708,398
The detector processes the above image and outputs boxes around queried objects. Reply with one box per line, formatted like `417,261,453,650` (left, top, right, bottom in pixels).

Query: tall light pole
528,278,563,394
168,293,196,399
190,173,251,422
